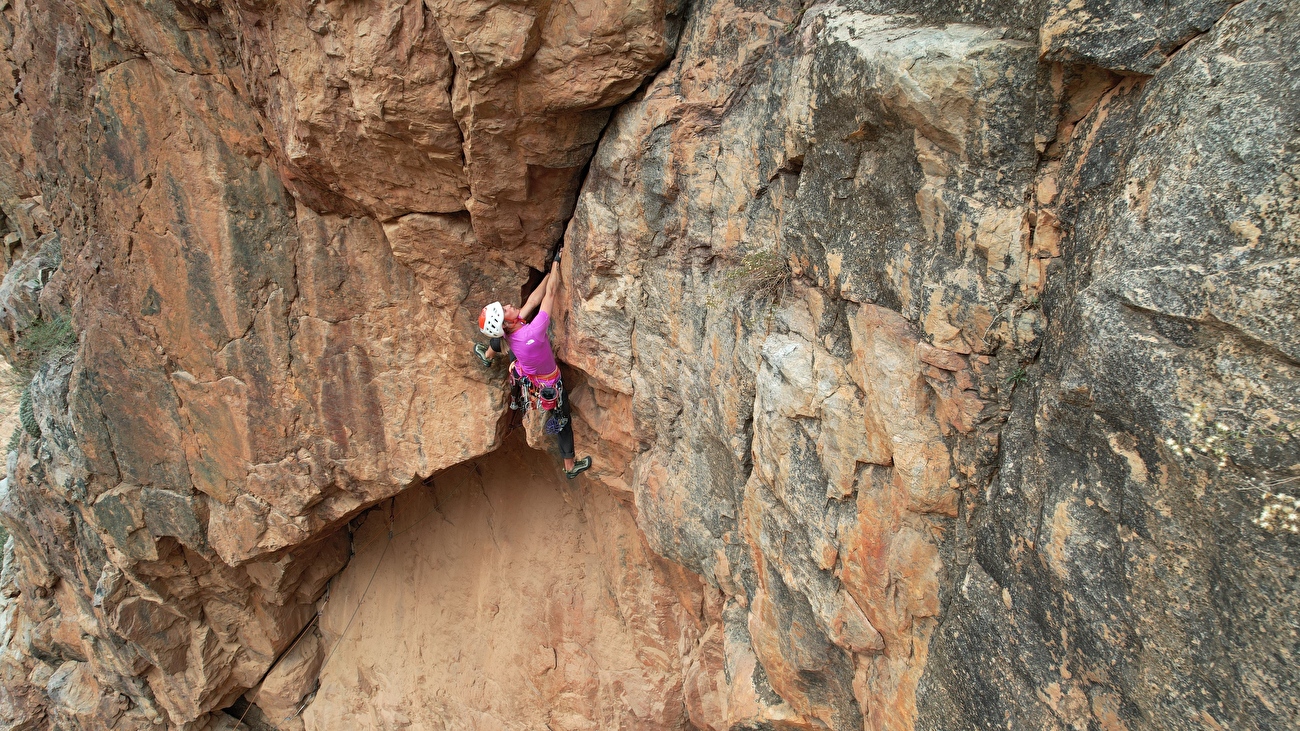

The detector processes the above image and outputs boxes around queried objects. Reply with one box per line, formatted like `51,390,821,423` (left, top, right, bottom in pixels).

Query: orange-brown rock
0,0,685,724
0,0,1296,728
244,0,684,255
301,438,702,730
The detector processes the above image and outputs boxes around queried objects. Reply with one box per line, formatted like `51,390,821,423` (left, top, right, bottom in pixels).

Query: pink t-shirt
505,311,558,376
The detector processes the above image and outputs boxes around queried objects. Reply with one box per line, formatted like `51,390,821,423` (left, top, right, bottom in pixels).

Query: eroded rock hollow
0,0,1295,728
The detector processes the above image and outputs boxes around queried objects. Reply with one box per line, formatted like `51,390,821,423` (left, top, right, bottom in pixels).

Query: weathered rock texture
0,0,1296,728
0,0,684,726
557,0,1299,728
301,438,704,731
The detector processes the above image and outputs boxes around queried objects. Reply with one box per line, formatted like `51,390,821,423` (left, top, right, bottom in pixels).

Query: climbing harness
509,361,569,432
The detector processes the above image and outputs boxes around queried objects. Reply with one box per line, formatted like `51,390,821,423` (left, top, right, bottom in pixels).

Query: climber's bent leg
553,395,591,479
554,395,575,462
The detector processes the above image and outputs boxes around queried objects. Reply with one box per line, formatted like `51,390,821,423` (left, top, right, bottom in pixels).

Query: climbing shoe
473,342,493,367
565,456,592,480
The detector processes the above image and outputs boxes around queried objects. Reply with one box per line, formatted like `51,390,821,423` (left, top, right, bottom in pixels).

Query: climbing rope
276,537,392,724
234,614,319,728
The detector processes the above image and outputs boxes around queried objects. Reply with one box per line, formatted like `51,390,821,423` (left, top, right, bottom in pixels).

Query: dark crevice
1152,0,1248,73
221,697,276,731
1118,301,1300,368
520,266,545,304
538,1,690,269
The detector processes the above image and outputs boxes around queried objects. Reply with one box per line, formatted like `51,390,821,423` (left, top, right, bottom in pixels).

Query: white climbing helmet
479,301,505,337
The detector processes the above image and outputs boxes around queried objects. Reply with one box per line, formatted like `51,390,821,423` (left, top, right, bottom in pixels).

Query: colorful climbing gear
509,361,566,421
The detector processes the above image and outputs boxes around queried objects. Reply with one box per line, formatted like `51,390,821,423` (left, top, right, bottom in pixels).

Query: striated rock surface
0,0,1295,728
559,0,1298,728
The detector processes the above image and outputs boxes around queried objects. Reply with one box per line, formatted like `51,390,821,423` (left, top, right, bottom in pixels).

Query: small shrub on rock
9,314,74,383
721,249,790,303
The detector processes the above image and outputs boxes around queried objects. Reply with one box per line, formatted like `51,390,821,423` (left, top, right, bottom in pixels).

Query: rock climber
475,253,592,479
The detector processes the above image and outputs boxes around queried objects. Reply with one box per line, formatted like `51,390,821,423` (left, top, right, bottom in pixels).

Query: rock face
301,438,703,731
559,1,1299,729
0,0,684,726
0,0,1296,728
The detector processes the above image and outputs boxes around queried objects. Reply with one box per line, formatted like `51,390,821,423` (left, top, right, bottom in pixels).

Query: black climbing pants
554,392,574,460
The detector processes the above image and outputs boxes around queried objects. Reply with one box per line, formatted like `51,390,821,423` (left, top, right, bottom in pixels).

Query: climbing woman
475,254,592,479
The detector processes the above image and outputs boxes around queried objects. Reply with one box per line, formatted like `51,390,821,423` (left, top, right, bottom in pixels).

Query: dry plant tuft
1167,401,1300,535
7,315,74,385
721,249,791,303
1,315,76,449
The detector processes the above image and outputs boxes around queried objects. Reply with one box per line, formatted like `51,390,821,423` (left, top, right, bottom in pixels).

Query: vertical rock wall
0,0,1294,728
0,0,685,726
559,0,1298,729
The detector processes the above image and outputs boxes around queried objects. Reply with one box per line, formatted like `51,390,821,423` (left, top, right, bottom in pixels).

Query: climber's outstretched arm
519,269,551,319
539,257,561,317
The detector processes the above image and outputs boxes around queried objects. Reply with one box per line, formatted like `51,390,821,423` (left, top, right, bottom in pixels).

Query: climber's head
479,302,505,338
479,302,525,337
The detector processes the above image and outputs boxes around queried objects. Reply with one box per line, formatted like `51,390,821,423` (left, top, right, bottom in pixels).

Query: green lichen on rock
18,387,38,439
